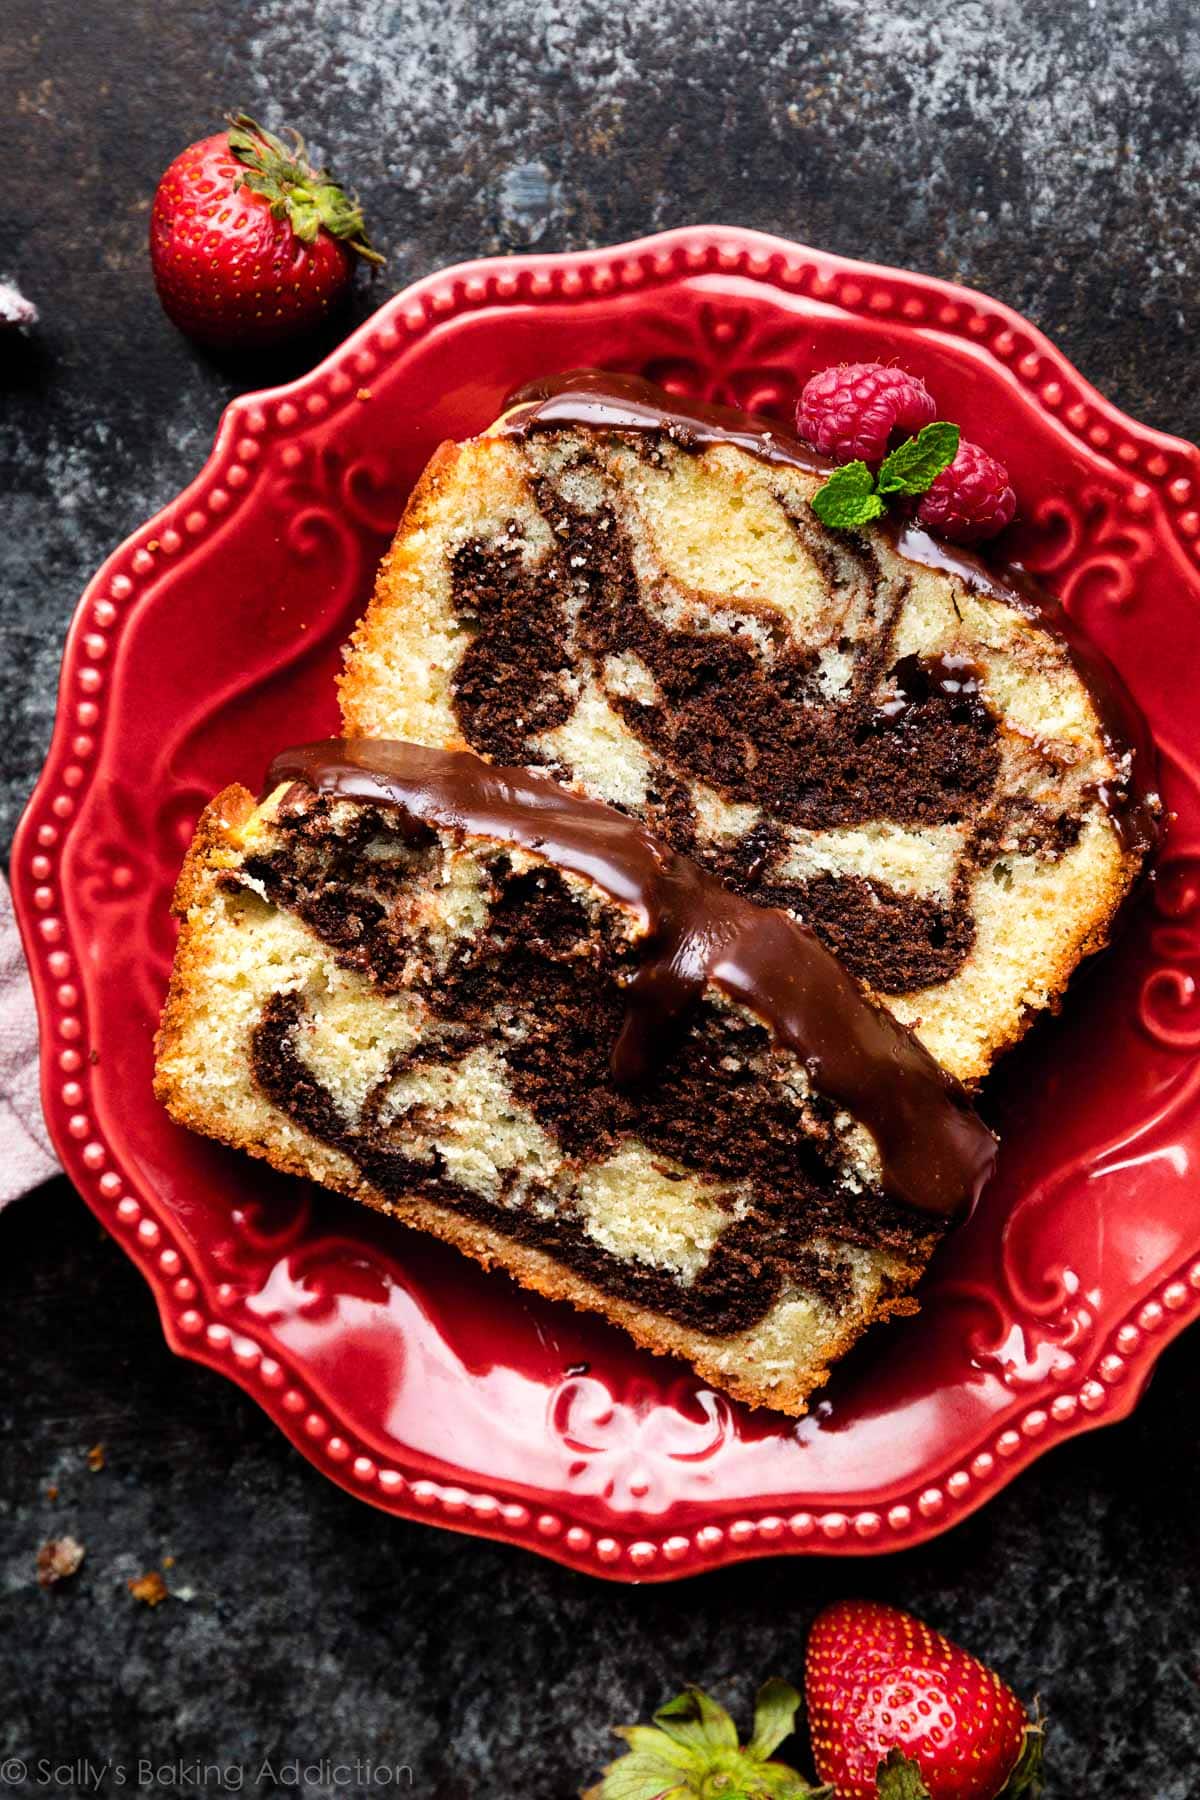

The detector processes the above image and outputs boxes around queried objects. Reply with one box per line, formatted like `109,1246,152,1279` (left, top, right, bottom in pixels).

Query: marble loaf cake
154,740,996,1414
340,371,1158,1088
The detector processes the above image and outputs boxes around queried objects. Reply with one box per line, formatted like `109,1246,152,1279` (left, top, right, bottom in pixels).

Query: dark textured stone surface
3,1188,1200,1799
2,2,1200,1794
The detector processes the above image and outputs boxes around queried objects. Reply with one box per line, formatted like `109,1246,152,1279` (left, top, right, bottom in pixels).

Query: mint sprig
809,461,884,529
811,422,960,531
877,421,960,495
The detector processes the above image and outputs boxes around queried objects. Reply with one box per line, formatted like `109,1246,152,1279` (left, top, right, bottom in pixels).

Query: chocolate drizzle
502,367,835,478
501,369,1160,857
264,739,997,1222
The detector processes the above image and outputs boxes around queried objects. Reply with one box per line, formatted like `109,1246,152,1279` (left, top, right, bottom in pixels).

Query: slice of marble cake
154,739,995,1415
339,370,1158,1088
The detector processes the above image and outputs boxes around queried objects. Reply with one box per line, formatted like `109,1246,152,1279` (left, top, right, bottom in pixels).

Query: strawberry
585,1680,832,1799
806,1602,1045,1800
150,113,382,349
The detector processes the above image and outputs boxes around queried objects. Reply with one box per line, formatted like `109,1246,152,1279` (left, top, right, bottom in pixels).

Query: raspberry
916,439,1016,543
797,362,936,463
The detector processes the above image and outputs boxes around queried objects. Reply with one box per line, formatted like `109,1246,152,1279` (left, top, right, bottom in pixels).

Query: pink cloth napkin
0,870,59,1205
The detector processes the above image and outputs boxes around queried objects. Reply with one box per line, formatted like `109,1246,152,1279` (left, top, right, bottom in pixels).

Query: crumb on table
128,1569,170,1606
37,1537,85,1588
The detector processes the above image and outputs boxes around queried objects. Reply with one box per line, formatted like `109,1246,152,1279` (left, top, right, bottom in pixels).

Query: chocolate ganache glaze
501,370,1160,857
265,738,997,1223
503,367,834,478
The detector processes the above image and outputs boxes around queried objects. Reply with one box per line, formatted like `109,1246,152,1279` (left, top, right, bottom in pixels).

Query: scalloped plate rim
13,222,1200,1581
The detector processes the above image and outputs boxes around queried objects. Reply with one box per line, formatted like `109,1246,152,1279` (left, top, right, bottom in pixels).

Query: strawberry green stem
225,112,384,264
996,1706,1046,1798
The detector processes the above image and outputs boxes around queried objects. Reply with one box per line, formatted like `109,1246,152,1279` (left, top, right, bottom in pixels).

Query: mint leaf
811,461,885,529
874,1749,932,1799
877,422,960,497
746,1679,802,1761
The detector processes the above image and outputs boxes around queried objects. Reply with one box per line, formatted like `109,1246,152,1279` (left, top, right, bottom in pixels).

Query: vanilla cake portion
155,740,995,1415
340,371,1159,1087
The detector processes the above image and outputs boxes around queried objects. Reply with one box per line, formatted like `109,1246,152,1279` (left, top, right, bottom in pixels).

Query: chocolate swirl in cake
264,738,996,1223
447,468,1002,994
248,986,868,1338
501,369,1160,858
889,524,1160,857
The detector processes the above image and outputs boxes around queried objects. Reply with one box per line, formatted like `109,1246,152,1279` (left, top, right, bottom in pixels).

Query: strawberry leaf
583,1738,697,1800
587,1685,831,1800
287,199,322,243
755,1770,832,1799
613,1726,702,1765
746,1679,802,1761
996,1705,1046,1797
811,461,885,529
654,1688,741,1756
874,1749,932,1799
224,112,384,264
876,422,960,497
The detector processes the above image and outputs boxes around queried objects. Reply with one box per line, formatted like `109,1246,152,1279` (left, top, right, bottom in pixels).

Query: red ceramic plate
14,227,1200,1581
